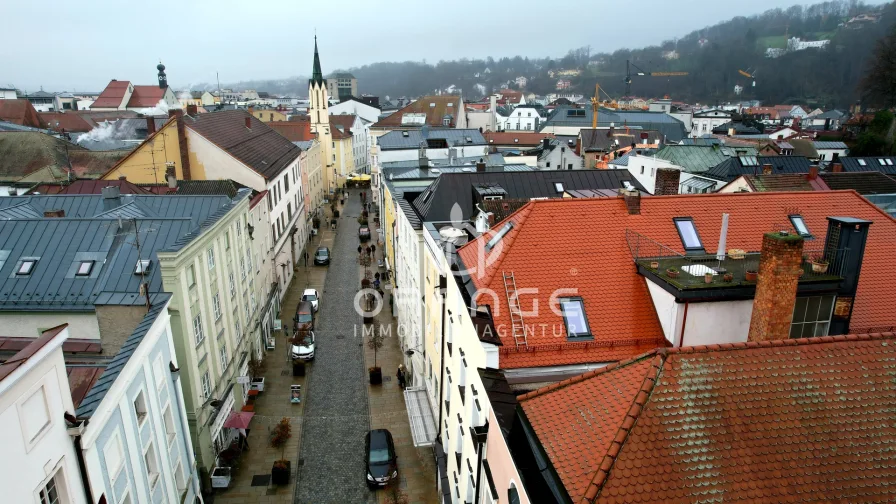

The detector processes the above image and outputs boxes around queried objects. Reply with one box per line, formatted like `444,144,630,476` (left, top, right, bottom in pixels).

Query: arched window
508,483,521,504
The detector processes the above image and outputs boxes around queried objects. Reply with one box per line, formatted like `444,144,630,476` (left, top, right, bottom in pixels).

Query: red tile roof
456,192,896,369
92,80,131,109
0,99,43,128
519,333,896,503
372,96,462,129
127,85,166,108
735,173,829,192
269,120,314,142
329,114,356,131
483,131,553,147
38,112,93,133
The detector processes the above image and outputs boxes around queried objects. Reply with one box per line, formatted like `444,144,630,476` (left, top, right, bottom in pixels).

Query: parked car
359,226,371,241
365,429,398,488
294,301,315,331
290,331,315,361
314,246,330,265
302,288,320,312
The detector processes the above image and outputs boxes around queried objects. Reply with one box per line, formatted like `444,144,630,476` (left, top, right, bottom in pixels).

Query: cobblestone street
295,190,375,504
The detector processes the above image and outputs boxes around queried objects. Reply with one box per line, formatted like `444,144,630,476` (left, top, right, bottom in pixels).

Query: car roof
316,246,329,252
368,429,392,448
303,288,317,294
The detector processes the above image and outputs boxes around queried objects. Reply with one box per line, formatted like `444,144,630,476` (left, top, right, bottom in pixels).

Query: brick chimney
807,165,819,180
621,188,641,215
43,209,65,218
654,168,680,196
245,116,252,129
747,231,804,342
832,162,843,173
476,160,486,172
145,116,156,135
186,104,198,116
762,163,773,175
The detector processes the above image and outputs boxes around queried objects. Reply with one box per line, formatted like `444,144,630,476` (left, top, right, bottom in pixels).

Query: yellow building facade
101,117,206,183
251,109,287,122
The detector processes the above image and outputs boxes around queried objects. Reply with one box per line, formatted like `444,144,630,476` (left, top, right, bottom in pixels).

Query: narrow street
295,190,375,504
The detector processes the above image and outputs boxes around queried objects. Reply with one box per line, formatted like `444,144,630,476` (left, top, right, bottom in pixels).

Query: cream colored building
301,139,325,221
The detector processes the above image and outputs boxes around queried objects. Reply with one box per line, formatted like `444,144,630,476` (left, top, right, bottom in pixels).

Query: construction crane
738,68,758,87
625,59,689,95
590,83,619,128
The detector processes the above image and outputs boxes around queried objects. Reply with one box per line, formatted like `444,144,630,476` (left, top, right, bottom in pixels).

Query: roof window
673,218,705,253
789,215,813,238
429,102,436,107
888,159,894,166
76,260,95,276
858,159,867,166
135,259,151,275
554,182,564,193
879,159,887,166
17,259,37,276
560,297,592,339
485,222,514,251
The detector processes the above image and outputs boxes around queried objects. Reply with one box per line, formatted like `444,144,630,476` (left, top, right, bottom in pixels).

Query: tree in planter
368,326,385,385
247,355,266,381
269,417,292,485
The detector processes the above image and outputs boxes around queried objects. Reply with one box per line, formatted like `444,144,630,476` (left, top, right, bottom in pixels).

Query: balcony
626,230,845,299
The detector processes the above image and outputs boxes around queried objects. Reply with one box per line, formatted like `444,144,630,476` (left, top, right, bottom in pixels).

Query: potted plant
810,254,829,273
368,327,385,385
704,272,713,284
361,278,371,289
248,355,266,392
745,269,758,282
649,261,660,270
723,273,734,282
666,267,680,279
270,418,292,485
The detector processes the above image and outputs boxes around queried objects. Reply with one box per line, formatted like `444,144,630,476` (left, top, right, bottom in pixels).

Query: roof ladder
502,271,528,348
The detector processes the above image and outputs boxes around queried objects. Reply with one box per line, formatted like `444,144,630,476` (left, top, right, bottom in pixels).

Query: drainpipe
473,432,485,504
678,301,689,348
436,275,448,440
65,413,94,504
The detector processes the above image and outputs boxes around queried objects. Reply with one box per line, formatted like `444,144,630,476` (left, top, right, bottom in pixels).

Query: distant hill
207,0,894,108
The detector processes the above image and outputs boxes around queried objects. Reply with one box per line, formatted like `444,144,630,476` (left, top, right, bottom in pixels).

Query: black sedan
313,247,330,266
358,226,371,241
365,429,398,488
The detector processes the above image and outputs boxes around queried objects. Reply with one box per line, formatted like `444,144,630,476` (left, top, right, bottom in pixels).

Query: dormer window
135,259,151,275
560,297,591,339
17,259,36,275
76,260,95,276
673,218,705,253
789,215,813,238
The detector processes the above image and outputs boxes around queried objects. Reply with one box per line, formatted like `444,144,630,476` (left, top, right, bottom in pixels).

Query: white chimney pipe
716,213,729,261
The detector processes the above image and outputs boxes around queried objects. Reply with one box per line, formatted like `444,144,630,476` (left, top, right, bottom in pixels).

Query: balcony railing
625,230,845,290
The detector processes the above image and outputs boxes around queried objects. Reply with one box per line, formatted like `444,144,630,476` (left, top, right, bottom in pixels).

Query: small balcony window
673,218,705,253
135,259,151,275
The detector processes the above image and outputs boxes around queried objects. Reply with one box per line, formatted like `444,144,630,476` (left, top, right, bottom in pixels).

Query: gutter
65,413,94,504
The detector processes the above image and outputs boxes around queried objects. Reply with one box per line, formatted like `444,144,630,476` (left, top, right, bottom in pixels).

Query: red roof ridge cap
666,332,896,356
581,353,665,503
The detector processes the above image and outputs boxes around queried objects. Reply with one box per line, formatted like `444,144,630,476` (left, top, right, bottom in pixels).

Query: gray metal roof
0,192,246,311
541,106,688,142
839,157,896,175
385,164,532,182
381,153,505,171
377,128,486,150
76,294,171,418
704,156,813,182
812,141,848,149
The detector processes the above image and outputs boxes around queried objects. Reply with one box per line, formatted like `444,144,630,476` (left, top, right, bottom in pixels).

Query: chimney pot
748,232,804,342
245,116,252,129
119,175,126,181
832,162,843,173
807,165,819,180
762,163,773,175
476,161,486,172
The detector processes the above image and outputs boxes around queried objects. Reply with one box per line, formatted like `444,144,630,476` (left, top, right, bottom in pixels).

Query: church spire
310,36,324,86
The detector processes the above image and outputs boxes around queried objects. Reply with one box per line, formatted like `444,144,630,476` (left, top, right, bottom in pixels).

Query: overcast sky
2,0,881,92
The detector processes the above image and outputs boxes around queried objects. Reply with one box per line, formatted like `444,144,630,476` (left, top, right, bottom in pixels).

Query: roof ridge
518,348,660,402
667,331,896,356
581,353,666,504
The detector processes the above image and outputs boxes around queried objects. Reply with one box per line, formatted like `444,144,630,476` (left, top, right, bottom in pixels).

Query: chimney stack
186,104,198,116
807,165,819,180
747,231,804,342
476,160,486,172
654,168,680,196
832,162,843,173
762,164,773,175
542,138,551,151
245,116,252,129
118,175,127,181
728,127,735,137
43,209,65,218
102,185,122,212
489,94,497,132
165,165,177,189
621,188,641,215
145,116,156,135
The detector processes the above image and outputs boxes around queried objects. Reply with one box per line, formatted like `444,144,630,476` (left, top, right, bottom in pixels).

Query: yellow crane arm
650,71,689,77
738,70,753,78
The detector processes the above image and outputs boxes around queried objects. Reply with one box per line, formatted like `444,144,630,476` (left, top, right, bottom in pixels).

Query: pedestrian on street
365,245,371,257
370,244,376,256
396,365,406,390
358,245,363,258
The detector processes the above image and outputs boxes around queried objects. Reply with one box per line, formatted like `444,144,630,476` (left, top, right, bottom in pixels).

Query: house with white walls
691,108,734,136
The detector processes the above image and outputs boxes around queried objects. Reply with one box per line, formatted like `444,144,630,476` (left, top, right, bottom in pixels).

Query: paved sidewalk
211,207,336,504
363,238,439,504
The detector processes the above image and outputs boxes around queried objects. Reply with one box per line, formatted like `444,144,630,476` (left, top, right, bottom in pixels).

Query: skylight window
17,260,36,275
485,222,514,251
858,159,867,166
554,182,564,193
76,260,95,276
888,159,894,166
135,259,151,275
789,215,812,238
560,297,592,339
673,218,705,252
879,159,887,166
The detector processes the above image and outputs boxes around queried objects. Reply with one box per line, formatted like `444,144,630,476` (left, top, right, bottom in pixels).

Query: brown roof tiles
372,96,462,129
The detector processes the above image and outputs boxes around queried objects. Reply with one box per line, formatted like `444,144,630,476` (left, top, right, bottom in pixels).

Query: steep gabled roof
819,171,896,195
456,192,896,369
186,110,302,180
704,155,813,182
0,100,43,128
735,173,828,192
0,132,128,183
519,333,896,503
92,81,131,109
126,86,166,108
839,156,896,175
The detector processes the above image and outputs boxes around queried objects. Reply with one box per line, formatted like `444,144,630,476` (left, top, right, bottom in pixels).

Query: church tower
157,62,168,88
308,36,334,190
